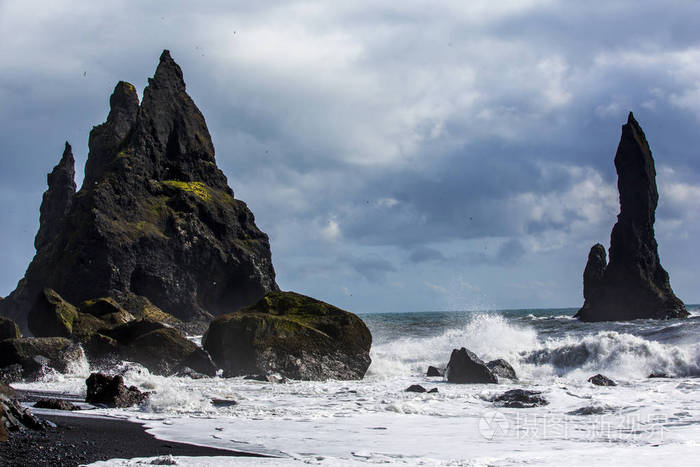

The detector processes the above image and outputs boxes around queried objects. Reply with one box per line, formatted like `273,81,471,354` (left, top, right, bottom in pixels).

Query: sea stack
0,50,279,333
575,112,687,322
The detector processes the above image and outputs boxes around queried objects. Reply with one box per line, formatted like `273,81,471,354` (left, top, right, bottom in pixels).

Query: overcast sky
2,1,700,313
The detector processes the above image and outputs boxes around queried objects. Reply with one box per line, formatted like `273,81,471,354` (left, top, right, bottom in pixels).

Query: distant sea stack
0,50,279,333
575,112,687,322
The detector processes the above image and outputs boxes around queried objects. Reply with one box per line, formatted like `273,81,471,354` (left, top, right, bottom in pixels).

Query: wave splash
367,313,700,381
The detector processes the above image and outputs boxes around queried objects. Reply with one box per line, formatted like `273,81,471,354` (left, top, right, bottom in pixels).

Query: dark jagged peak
84,81,140,185
0,50,278,334
135,50,225,190
151,50,186,93
614,111,658,227
35,142,76,250
576,113,686,322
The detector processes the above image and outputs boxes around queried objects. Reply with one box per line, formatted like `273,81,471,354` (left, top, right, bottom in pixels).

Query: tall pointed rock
1,50,278,333
575,113,687,321
35,142,76,250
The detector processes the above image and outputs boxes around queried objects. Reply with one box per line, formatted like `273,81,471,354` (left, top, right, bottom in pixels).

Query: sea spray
366,313,537,378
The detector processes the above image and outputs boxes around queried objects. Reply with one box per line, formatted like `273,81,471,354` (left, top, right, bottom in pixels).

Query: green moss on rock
203,291,372,380
27,289,79,338
0,316,21,340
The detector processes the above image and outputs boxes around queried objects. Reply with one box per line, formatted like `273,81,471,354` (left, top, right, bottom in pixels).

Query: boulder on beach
99,319,217,377
85,373,149,408
1,387,47,440
486,359,517,380
445,348,497,384
34,398,81,411
0,337,84,381
0,317,20,341
575,113,687,321
406,384,427,393
492,389,548,408
203,291,372,380
588,374,617,386
0,50,278,334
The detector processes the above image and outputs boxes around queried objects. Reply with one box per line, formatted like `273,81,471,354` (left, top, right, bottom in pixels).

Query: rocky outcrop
0,337,84,381
1,383,47,440
0,50,278,333
34,398,81,411
588,374,616,386
203,291,372,380
491,389,548,408
34,142,76,250
101,319,217,376
85,373,149,408
426,366,444,377
0,317,20,340
575,113,687,321
486,359,517,380
445,348,497,384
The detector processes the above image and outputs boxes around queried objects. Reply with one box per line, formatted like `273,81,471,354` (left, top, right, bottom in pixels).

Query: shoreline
0,409,269,467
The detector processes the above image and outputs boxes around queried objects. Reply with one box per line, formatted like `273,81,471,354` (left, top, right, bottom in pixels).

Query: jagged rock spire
576,113,687,321
1,50,277,334
34,142,76,250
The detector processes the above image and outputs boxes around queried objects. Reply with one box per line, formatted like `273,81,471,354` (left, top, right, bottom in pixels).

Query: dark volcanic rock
27,288,78,338
575,113,687,322
34,398,81,411
405,384,427,393
203,291,372,380
426,366,444,377
445,348,497,384
0,50,278,333
0,337,84,380
486,359,517,380
492,389,548,408
34,142,76,251
0,317,20,341
588,374,616,386
1,389,47,438
85,373,149,408
100,319,217,376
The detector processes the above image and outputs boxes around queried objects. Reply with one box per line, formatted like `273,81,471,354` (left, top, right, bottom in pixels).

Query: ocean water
17,307,700,466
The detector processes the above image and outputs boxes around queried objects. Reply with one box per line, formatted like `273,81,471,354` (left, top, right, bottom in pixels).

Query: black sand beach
0,412,265,467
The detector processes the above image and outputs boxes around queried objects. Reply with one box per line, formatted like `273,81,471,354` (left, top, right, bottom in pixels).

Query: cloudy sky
2,1,700,313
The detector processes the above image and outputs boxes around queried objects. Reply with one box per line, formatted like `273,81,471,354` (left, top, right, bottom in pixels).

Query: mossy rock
203,291,372,380
0,316,21,340
27,289,78,338
0,337,84,380
79,297,126,317
101,319,215,376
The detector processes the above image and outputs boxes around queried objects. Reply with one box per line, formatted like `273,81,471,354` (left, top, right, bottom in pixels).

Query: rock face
575,113,687,322
203,291,372,380
0,337,84,381
0,317,20,340
445,348,497,384
34,142,76,251
85,373,149,408
486,359,517,380
492,389,548,408
0,50,278,333
588,374,616,386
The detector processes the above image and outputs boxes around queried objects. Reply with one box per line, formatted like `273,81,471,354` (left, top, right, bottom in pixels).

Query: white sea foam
367,314,538,378
15,311,700,465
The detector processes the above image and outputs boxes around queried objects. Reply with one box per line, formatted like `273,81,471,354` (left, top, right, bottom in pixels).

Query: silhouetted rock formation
85,373,148,408
0,50,278,333
35,142,76,251
575,113,687,322
203,291,372,380
445,347,497,384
